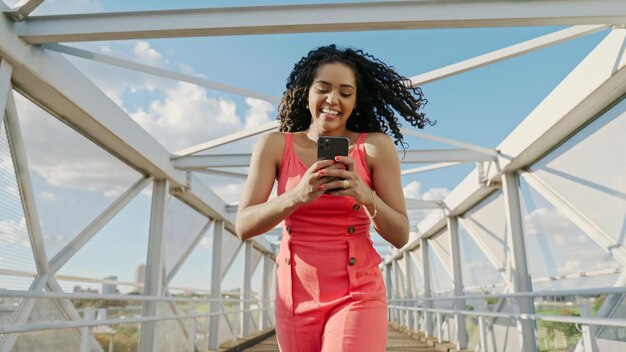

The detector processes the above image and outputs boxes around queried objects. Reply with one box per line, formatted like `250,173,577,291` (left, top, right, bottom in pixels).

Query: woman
236,44,431,351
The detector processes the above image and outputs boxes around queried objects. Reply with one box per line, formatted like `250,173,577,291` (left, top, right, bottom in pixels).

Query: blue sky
0,0,616,293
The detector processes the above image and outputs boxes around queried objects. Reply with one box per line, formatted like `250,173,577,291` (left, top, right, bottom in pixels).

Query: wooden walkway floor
221,324,444,352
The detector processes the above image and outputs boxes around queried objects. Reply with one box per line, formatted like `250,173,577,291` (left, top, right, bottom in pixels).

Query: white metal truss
0,0,625,349
447,216,468,349
43,43,280,105
9,0,45,20
409,25,606,85
139,180,168,352
14,1,626,43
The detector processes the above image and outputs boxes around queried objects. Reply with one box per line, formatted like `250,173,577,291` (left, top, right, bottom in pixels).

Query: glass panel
0,120,37,290
14,298,82,351
428,232,453,297
462,192,508,272
14,92,142,260
531,97,626,248
163,197,209,276
520,177,620,290
55,184,152,294
458,218,505,293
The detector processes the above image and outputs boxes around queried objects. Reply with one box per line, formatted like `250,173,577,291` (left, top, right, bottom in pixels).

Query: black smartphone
317,136,349,161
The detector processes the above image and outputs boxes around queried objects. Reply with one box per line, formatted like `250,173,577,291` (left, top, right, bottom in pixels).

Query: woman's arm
365,133,409,248
236,132,336,241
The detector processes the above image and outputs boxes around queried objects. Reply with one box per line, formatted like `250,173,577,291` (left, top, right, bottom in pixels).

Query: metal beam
43,44,280,104
174,149,494,170
208,221,223,351
175,120,279,156
0,60,11,125
409,25,607,86
11,0,46,20
401,162,462,176
139,179,168,352
241,241,253,337
521,171,626,266
405,198,444,210
421,239,434,336
501,172,536,351
400,128,498,157
16,1,626,43
0,274,48,352
4,90,50,274
447,216,468,349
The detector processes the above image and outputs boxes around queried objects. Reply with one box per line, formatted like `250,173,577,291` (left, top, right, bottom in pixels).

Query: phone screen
317,136,349,161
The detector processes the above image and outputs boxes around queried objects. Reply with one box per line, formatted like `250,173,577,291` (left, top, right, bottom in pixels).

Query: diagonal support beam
409,25,607,86
401,162,462,175
175,120,278,156
522,171,626,266
0,59,11,127
10,0,46,20
43,44,280,104
166,219,213,284
4,90,50,274
49,176,153,273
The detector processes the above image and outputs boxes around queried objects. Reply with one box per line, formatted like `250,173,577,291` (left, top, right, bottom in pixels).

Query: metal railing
0,289,275,351
387,286,626,351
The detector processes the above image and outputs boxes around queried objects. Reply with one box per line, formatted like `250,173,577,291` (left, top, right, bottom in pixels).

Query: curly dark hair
278,44,433,146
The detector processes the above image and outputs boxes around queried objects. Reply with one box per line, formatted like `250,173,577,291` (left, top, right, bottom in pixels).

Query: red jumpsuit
275,133,388,351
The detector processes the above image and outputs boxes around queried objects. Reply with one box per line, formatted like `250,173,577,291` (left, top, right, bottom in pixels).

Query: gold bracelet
366,189,378,219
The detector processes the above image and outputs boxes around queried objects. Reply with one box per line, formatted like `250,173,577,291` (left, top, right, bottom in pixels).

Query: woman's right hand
291,159,342,205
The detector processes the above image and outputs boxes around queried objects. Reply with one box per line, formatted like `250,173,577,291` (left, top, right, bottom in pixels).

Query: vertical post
447,216,468,348
502,172,537,351
80,307,95,352
421,238,433,337
260,254,272,330
392,259,401,324
478,316,488,352
187,307,196,352
384,263,393,321
208,220,223,351
139,179,168,352
580,300,598,352
404,252,414,330
436,312,442,343
241,240,252,337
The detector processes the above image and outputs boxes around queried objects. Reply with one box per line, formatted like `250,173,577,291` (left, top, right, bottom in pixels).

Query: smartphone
317,136,349,161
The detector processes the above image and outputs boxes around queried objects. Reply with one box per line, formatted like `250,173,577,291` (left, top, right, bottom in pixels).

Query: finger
311,159,336,172
316,168,350,179
319,179,351,192
334,156,355,170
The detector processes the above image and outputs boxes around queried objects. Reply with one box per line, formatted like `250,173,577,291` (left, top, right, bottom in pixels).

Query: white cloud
0,218,30,248
14,93,139,194
39,191,57,202
212,183,245,204
403,181,422,199
244,98,274,129
200,237,212,250
134,41,165,67
524,207,578,238
131,82,241,151
423,187,450,201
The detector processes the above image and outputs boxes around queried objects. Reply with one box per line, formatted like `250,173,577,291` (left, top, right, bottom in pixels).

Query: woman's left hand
317,155,373,207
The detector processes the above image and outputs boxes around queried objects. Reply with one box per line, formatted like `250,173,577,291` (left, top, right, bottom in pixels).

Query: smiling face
307,62,357,135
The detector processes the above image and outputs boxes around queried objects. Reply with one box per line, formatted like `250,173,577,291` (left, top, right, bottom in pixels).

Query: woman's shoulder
364,132,395,152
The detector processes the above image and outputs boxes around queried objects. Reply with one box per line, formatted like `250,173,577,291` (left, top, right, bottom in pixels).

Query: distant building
73,285,98,294
134,264,146,293
102,276,119,294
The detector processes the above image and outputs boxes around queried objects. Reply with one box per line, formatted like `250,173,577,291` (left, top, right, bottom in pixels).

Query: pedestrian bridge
1,1,626,351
